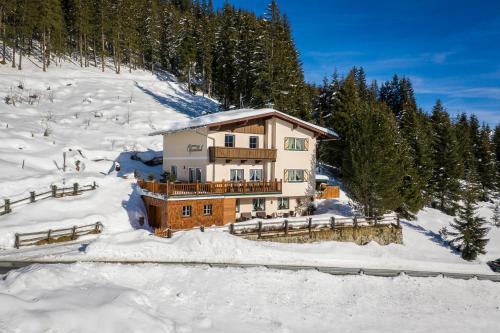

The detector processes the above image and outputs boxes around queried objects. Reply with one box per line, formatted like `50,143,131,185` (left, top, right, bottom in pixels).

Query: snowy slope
1,55,499,273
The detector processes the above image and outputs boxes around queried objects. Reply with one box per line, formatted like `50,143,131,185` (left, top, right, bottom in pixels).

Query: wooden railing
138,179,282,197
209,146,277,162
229,215,400,238
14,222,103,248
0,182,98,216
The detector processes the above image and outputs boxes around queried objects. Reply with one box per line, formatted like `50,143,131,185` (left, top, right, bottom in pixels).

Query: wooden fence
14,222,104,248
0,181,98,216
228,215,400,238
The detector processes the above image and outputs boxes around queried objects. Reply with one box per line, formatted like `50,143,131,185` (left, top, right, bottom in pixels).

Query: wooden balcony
209,146,277,162
138,179,282,197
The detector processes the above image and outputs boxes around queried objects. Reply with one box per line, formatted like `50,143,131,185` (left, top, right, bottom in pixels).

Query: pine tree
429,100,461,214
493,125,500,191
448,181,489,261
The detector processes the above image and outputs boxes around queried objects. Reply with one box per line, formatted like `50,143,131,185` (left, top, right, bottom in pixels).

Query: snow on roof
149,108,337,138
315,174,330,181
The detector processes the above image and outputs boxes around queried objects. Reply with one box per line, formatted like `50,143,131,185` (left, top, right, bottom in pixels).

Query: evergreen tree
448,181,489,261
492,202,500,227
429,100,461,214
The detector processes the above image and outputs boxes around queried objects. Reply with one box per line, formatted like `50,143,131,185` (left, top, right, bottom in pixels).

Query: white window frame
182,205,192,217
225,134,235,147
188,167,202,183
285,137,306,151
252,198,265,211
249,169,263,181
230,169,244,181
203,204,212,216
278,197,289,210
249,136,259,149
286,169,305,183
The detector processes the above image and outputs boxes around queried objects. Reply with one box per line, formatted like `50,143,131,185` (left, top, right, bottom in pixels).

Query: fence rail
0,181,98,216
138,179,282,197
14,222,104,248
229,215,400,238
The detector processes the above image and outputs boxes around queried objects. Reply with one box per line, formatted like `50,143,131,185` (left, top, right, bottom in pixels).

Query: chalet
138,108,338,231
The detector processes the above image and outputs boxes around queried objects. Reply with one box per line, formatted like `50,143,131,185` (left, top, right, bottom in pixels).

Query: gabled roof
149,108,338,138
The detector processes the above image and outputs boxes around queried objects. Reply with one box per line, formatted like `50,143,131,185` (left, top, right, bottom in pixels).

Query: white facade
159,109,333,218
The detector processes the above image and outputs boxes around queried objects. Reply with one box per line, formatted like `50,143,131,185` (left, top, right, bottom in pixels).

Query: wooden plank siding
209,146,277,162
142,196,168,229
209,118,266,134
166,198,227,229
223,198,236,224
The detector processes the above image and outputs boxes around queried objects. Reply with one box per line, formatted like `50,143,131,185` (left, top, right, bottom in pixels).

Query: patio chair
240,212,253,221
256,211,267,219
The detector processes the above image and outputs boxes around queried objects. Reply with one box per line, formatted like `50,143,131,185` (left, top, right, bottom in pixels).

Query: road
1,260,499,282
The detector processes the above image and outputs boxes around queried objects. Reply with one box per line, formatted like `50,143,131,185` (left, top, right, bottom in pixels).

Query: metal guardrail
14,222,104,248
0,260,498,282
0,182,98,216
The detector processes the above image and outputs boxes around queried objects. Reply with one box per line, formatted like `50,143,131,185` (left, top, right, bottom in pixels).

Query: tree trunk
93,39,97,67
11,35,16,68
18,37,22,70
47,30,51,67
42,28,46,72
101,28,105,72
79,32,83,67
84,33,88,67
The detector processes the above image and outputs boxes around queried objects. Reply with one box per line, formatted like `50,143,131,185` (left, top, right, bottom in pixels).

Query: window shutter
304,138,309,151
304,170,310,182
284,169,289,182
284,137,289,150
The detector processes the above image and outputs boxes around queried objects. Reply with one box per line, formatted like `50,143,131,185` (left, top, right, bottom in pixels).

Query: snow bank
0,262,499,332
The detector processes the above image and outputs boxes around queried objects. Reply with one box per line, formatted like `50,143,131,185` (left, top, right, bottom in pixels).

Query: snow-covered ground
1,54,500,331
1,262,499,333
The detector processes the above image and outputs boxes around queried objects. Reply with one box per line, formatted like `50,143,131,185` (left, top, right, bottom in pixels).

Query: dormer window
225,134,235,147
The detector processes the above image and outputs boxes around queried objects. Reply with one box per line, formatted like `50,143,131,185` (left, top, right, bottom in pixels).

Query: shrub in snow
147,174,156,181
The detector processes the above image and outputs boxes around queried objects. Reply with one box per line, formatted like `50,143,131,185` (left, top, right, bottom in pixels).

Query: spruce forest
1,0,499,219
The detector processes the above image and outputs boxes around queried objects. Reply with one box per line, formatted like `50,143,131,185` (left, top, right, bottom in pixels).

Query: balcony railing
138,179,282,197
209,146,277,162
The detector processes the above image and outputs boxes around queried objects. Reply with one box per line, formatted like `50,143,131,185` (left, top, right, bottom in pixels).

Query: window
249,136,259,149
182,205,192,217
235,199,240,213
252,198,265,211
230,169,244,181
225,134,235,147
278,197,289,210
188,168,202,182
249,169,263,181
170,165,177,177
284,137,308,151
285,169,306,182
203,204,212,216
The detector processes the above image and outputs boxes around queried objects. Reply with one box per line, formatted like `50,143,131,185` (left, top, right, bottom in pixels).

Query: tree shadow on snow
400,220,461,256
134,81,218,118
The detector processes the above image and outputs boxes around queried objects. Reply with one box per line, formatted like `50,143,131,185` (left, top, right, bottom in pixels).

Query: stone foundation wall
243,224,403,245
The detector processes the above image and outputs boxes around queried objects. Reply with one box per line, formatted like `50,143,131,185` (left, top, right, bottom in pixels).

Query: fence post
51,185,57,197
47,229,52,243
167,228,172,238
4,199,11,214
396,215,400,228
92,181,96,190
354,216,358,228
14,233,19,249
200,225,205,232
330,216,335,229
30,191,35,203
71,226,77,240
374,215,378,226
308,217,312,238
229,223,235,235
258,221,262,239
73,182,79,195
284,219,289,236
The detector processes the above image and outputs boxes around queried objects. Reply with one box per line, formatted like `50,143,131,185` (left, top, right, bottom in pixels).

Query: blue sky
213,0,500,125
